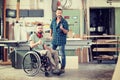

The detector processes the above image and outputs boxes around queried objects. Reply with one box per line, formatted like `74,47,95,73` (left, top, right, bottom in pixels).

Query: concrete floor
0,62,115,80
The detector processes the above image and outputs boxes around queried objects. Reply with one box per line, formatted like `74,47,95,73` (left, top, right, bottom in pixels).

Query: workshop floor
0,61,115,80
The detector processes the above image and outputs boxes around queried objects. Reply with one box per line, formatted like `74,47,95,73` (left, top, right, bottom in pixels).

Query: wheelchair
22,50,61,77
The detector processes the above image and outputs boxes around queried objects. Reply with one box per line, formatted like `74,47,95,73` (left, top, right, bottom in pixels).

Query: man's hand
44,44,52,52
60,24,68,34
60,24,64,30
37,40,42,45
47,36,52,40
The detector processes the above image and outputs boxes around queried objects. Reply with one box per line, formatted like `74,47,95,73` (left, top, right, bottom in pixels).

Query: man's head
36,23,43,34
56,8,63,19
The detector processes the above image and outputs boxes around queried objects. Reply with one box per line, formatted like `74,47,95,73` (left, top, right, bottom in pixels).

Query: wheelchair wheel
22,51,41,76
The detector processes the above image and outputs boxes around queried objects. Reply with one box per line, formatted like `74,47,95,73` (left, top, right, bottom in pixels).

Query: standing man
50,8,69,73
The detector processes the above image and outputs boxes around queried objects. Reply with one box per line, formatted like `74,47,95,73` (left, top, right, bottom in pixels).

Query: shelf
94,55,117,60
84,35,120,63
92,39,120,44
84,35,120,38
93,48,120,52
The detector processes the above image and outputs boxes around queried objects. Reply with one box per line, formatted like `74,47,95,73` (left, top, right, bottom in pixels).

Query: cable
60,0,67,8
61,0,72,9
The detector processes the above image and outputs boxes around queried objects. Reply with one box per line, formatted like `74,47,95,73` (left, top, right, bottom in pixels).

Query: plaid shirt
50,17,69,46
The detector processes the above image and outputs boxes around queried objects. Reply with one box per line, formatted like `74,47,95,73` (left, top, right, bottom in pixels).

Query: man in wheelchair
29,23,61,75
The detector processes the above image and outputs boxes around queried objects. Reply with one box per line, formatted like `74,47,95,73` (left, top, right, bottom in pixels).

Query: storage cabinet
90,8,115,35
84,35,120,63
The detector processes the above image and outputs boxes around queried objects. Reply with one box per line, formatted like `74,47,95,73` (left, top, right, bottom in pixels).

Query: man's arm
60,19,69,34
60,26,69,34
43,44,52,52
29,40,42,48
50,29,53,37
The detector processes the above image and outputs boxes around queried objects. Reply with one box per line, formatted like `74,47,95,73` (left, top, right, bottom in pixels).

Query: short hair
56,8,62,11
37,23,44,26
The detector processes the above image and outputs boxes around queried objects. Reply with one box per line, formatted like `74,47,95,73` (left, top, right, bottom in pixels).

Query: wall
6,0,83,24
115,8,120,35
6,0,85,39
6,0,120,37
89,0,120,8
6,0,52,24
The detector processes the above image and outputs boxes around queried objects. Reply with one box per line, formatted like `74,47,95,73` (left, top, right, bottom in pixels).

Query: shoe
52,69,60,74
45,72,50,77
60,69,65,74
55,69,65,76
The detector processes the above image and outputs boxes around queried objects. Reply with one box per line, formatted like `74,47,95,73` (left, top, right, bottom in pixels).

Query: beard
57,15,62,19
38,31,43,34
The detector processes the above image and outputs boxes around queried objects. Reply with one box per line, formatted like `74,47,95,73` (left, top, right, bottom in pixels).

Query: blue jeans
52,44,66,69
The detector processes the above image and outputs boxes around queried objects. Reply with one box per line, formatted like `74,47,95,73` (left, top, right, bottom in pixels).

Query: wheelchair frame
22,50,61,77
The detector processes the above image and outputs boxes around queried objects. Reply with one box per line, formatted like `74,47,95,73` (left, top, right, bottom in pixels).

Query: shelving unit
84,35,120,63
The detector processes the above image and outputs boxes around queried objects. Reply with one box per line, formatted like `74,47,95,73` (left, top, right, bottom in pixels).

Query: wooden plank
3,0,6,38
0,59,11,65
93,42,119,45
16,0,20,21
92,39,120,44
83,35,120,38
93,48,120,52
